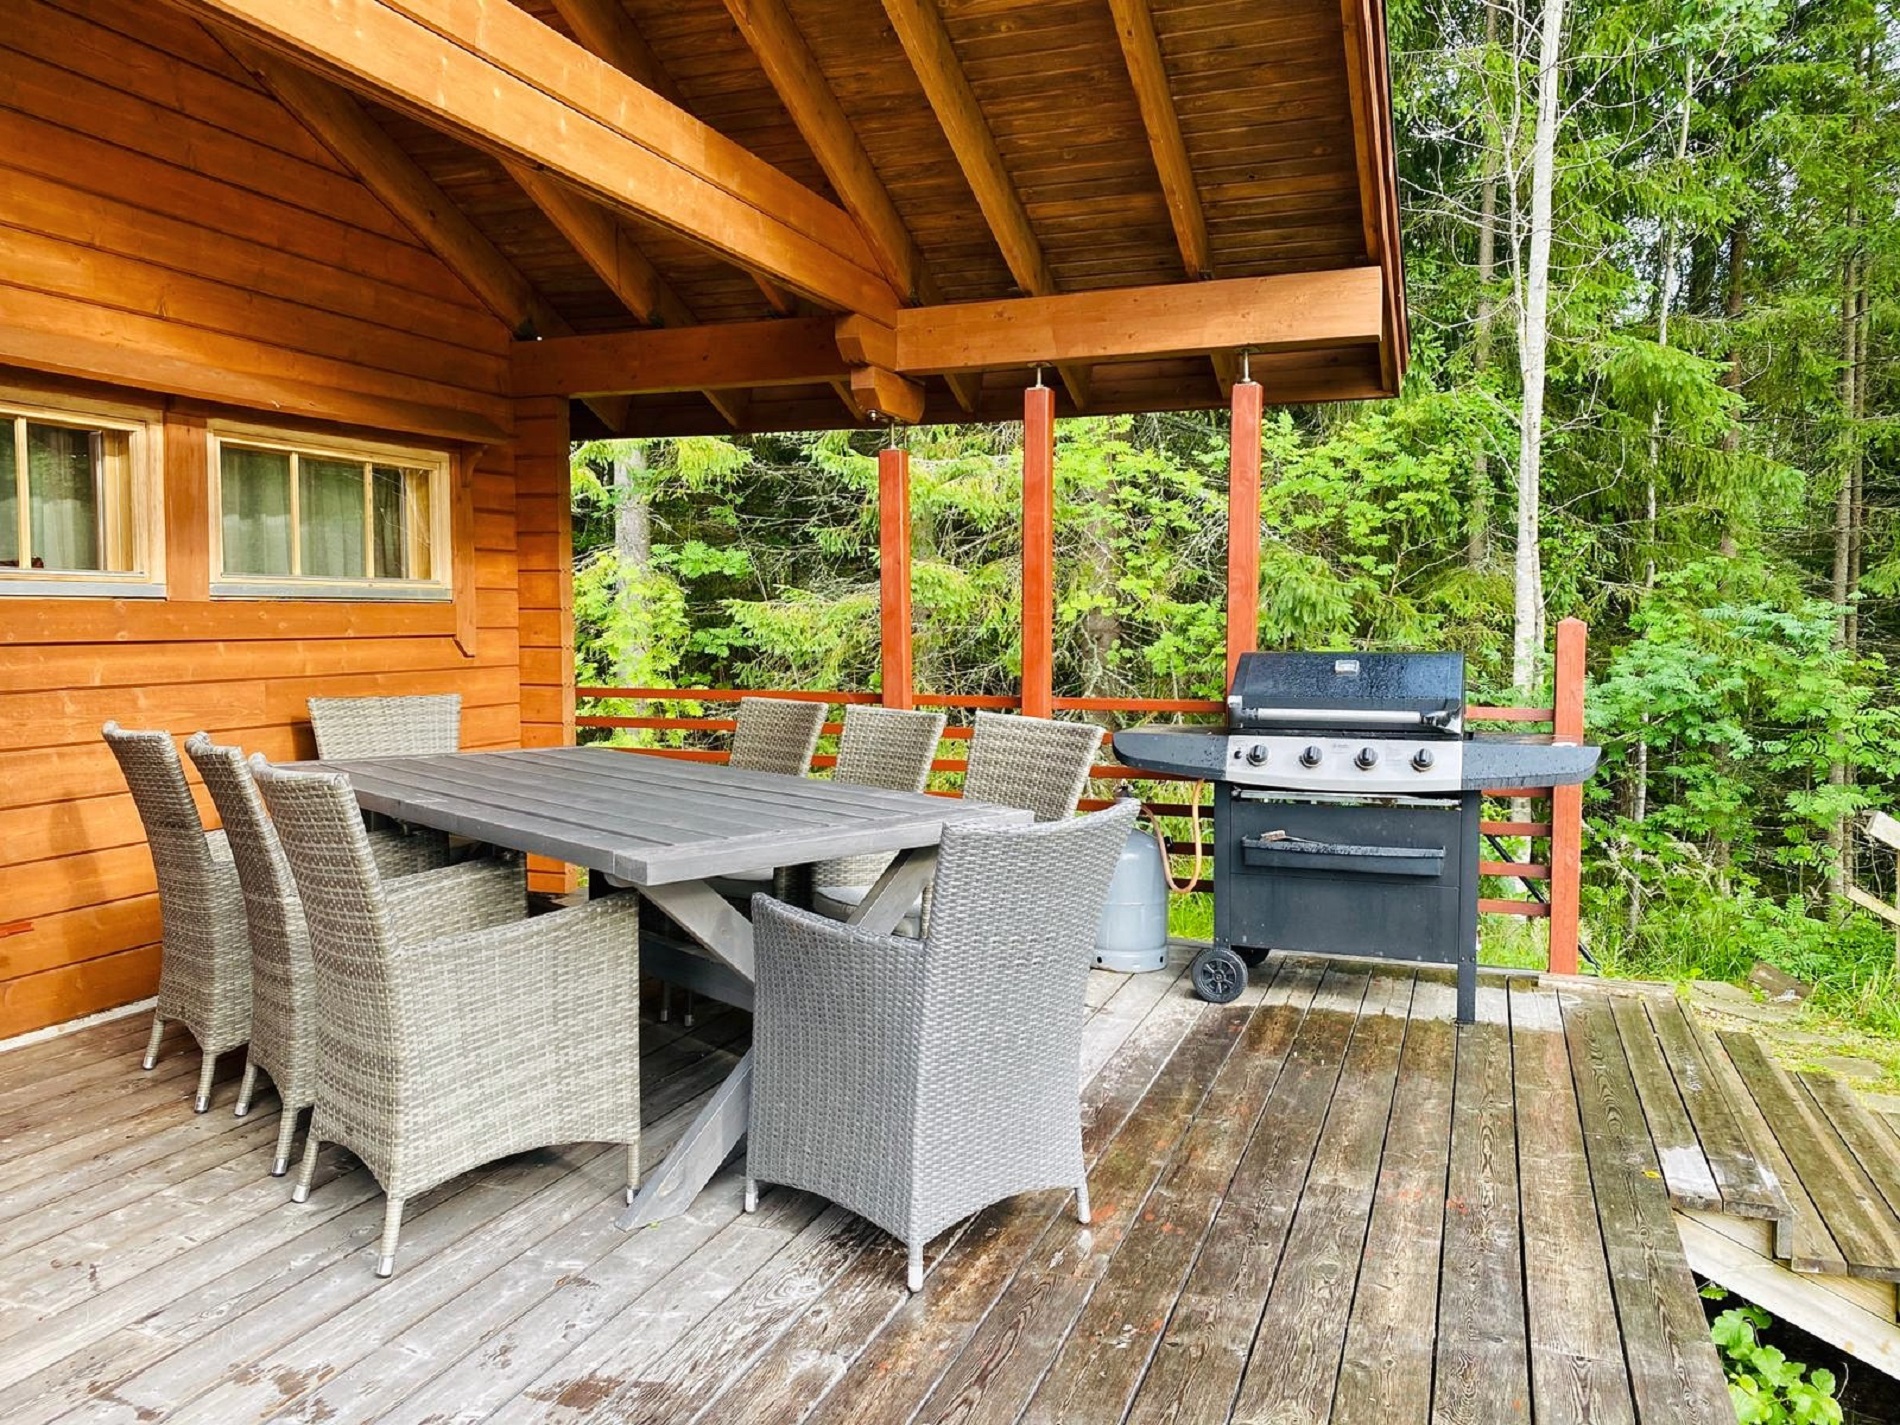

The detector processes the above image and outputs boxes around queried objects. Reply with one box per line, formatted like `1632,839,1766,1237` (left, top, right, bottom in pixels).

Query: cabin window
0,396,158,595
208,427,450,600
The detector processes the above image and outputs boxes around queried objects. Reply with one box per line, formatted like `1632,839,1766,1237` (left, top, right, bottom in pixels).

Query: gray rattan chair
726,695,826,774
252,759,642,1278
186,734,519,1176
104,723,251,1113
813,711,1102,928
808,706,948,923
306,693,462,759
746,799,1140,1291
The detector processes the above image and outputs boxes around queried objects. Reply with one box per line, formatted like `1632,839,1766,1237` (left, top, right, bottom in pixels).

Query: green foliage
1704,1294,1844,1424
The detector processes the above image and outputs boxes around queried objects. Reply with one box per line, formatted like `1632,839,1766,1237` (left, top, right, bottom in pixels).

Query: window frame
207,423,454,602
0,388,164,599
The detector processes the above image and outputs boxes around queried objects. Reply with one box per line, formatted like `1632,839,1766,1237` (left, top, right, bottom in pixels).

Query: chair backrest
186,734,305,988
920,798,1140,1021
961,712,1104,822
832,705,947,792
251,758,400,993
729,696,827,775
307,693,462,760
103,722,214,893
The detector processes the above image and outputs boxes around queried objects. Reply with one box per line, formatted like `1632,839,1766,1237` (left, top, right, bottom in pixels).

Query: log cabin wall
0,0,545,1037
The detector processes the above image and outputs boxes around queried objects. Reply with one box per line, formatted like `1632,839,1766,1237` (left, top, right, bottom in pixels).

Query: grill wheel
1190,945,1249,1004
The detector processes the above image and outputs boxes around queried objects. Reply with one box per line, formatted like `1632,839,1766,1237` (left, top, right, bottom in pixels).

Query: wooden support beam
513,316,848,398
503,160,743,428
548,0,686,104
895,269,1384,374
849,367,926,425
1339,0,1405,394
171,0,901,318
514,271,1385,398
1226,375,1263,683
1108,0,1209,280
878,446,915,710
1021,381,1056,719
878,0,1089,409
1548,617,1587,975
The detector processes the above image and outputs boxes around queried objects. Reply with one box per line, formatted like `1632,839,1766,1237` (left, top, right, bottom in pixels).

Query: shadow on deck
0,949,1780,1423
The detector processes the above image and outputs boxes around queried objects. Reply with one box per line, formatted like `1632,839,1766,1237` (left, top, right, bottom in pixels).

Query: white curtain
0,423,17,569
299,457,365,579
26,424,98,572
221,446,292,576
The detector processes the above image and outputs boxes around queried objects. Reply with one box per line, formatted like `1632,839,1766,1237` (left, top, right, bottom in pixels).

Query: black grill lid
1227,651,1465,732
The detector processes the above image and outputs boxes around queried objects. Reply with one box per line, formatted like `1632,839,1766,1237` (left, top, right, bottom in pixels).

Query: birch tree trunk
611,442,652,687
1826,243,1861,903
1512,0,1566,690
1468,1,1501,571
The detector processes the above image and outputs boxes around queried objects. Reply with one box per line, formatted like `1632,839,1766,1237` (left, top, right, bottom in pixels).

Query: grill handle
1229,706,1456,728
1240,833,1445,878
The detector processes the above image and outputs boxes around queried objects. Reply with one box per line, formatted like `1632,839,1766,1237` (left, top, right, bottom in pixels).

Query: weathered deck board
1613,994,1724,1211
0,953,1744,1424
1643,995,1787,1221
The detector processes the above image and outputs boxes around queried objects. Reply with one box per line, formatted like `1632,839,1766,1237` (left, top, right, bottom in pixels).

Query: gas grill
1113,651,1599,1023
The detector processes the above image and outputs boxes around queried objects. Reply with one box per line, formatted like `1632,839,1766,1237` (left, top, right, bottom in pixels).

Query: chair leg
272,1107,301,1177
1076,1176,1092,1226
625,1143,639,1207
142,1015,164,1071
744,1177,758,1213
235,1063,259,1118
376,1196,406,1278
681,990,695,1029
291,1134,321,1203
193,1053,217,1113
907,1241,924,1293
660,982,672,1023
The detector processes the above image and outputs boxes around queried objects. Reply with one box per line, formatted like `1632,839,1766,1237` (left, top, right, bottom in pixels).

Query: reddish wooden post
1548,617,1587,974
878,445,915,709
1226,373,1263,683
1021,380,1056,718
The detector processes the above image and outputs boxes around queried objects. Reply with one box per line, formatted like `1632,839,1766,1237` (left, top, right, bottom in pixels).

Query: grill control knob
1245,744,1268,766
1412,748,1435,772
1299,745,1323,768
1354,746,1380,770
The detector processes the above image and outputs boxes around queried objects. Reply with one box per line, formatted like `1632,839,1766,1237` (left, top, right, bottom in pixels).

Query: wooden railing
574,619,1588,972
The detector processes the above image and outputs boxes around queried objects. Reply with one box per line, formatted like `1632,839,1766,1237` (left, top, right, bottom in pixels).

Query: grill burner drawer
1215,790,1478,1019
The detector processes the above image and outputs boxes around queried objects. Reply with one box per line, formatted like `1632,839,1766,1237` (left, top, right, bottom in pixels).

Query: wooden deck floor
0,950,1737,1425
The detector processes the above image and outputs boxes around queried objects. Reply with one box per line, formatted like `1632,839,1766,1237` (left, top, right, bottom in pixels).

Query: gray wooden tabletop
296,745,1032,886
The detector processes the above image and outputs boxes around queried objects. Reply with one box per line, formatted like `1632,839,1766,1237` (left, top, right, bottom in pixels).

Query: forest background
568,0,1900,1038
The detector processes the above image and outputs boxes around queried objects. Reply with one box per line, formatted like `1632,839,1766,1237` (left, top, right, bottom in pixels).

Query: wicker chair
726,695,827,774
813,711,1102,928
746,799,1140,1291
807,706,948,924
186,735,519,1176
252,758,642,1277
104,723,251,1113
306,693,462,759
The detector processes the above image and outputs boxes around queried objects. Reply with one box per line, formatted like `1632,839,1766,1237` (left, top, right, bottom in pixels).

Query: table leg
617,1049,752,1229
847,847,938,935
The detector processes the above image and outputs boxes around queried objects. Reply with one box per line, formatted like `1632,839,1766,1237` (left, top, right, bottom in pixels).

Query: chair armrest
384,858,526,944
752,897,927,1042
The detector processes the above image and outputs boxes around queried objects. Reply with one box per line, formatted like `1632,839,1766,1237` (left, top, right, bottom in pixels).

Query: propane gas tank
1094,821,1168,972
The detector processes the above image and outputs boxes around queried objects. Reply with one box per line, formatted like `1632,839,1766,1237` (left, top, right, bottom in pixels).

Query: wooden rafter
229,41,628,432
166,0,901,318
878,0,1090,410
1339,0,1405,394
1107,0,1209,281
513,270,1385,398
1106,0,1230,399
503,160,744,429
721,0,978,413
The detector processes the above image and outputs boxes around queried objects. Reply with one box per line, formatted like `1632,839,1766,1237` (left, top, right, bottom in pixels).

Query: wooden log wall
0,0,548,1036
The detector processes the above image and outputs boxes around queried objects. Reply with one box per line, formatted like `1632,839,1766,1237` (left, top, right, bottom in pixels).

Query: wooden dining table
301,744,1033,1229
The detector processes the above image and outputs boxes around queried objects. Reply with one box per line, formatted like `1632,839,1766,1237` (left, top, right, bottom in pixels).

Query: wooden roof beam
1108,0,1209,281
1339,0,1406,393
503,160,744,428
721,0,978,413
228,42,629,432
878,0,1090,410
513,270,1385,398
168,0,902,319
